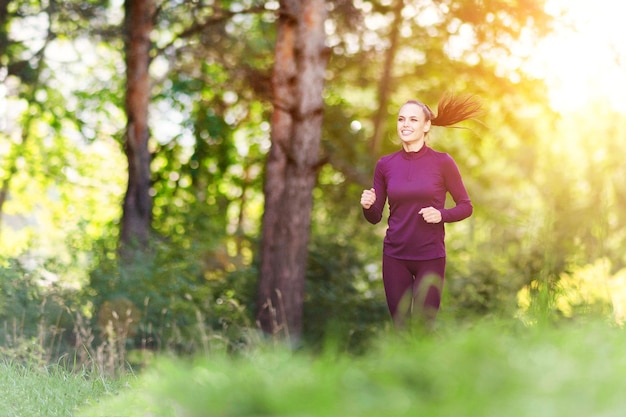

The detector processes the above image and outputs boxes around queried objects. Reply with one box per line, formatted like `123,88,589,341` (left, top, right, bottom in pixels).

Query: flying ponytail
405,93,482,128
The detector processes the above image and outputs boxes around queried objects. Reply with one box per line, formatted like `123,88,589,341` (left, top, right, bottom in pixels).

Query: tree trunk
120,0,154,256
256,0,328,342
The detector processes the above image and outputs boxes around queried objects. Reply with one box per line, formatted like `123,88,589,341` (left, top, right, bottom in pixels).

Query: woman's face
397,103,431,147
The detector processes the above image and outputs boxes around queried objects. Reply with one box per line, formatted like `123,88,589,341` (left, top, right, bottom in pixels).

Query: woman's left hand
418,207,442,224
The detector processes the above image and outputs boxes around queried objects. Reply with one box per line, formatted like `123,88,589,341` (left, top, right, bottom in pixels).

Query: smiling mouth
401,130,413,135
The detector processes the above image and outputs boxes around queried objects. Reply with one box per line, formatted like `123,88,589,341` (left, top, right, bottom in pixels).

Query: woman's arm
362,160,387,224
441,155,473,223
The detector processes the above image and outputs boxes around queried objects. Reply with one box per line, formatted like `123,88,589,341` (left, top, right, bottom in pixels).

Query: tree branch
155,5,268,57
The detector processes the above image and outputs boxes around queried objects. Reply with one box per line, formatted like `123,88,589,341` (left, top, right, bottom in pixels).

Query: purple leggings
382,254,446,322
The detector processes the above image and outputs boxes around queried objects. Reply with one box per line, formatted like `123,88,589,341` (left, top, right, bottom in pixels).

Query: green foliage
517,258,626,326
0,258,87,368
87,233,256,355
78,318,626,417
303,236,389,352
0,260,43,342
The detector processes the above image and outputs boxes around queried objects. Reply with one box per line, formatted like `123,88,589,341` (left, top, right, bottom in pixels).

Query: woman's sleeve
441,155,473,223
363,159,387,225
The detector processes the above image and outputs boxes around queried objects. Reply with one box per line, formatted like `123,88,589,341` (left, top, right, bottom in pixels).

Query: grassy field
70,317,626,417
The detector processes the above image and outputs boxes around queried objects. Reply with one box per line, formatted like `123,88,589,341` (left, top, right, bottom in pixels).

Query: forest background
1,0,626,371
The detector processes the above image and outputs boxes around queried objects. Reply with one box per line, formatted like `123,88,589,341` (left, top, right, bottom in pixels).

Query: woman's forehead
399,102,425,117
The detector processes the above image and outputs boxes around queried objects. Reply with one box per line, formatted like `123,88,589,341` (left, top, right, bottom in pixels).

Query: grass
0,361,126,417
74,317,626,417
4,316,626,417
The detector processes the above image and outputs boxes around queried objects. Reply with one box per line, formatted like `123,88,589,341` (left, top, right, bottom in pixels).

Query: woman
361,94,480,325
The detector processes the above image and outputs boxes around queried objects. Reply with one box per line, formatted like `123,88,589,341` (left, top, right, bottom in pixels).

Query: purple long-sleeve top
363,145,472,260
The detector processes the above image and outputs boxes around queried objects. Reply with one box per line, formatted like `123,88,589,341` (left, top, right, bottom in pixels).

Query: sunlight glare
526,0,626,113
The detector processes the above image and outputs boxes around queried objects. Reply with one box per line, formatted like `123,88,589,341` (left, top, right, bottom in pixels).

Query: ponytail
405,93,482,128
431,93,482,127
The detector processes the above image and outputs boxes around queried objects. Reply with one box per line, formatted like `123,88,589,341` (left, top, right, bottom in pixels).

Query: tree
256,0,328,341
120,0,155,255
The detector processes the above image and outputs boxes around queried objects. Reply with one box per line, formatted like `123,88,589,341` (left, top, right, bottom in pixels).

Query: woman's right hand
360,188,376,209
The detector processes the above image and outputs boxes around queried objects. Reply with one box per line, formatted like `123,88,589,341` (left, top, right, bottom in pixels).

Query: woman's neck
402,140,425,153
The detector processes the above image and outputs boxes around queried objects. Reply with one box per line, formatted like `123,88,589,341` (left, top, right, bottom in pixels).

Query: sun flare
526,0,626,113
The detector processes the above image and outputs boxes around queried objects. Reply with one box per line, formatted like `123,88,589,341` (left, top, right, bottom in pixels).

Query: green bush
0,259,76,366
87,237,256,357
303,238,388,353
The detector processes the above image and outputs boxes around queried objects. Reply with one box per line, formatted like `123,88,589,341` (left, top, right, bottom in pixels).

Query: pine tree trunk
256,0,328,342
120,0,154,255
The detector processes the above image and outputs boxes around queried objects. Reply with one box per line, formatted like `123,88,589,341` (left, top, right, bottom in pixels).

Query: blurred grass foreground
79,318,626,417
